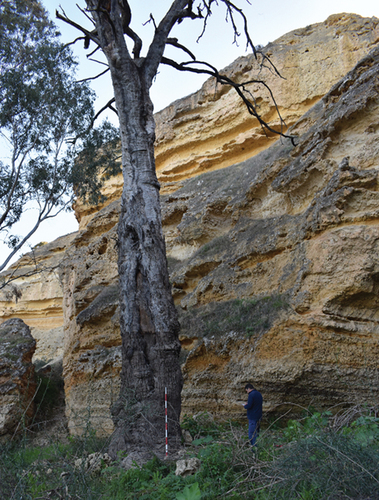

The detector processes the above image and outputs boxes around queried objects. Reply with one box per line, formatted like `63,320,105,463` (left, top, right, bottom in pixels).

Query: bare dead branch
256,51,284,79
87,44,101,58
63,36,86,49
161,57,295,144
125,25,142,59
93,98,118,123
56,9,100,48
76,2,96,27
117,0,143,58
166,38,196,60
143,13,157,29
144,0,202,86
196,0,212,42
77,67,110,83
196,0,282,81
87,57,109,67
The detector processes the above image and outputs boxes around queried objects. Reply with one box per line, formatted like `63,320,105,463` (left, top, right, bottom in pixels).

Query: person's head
245,383,254,393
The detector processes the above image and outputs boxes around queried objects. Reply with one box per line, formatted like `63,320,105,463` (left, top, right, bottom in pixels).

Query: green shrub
181,412,221,440
259,432,379,499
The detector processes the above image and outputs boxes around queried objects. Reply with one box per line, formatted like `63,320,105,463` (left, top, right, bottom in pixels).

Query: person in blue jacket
243,383,263,447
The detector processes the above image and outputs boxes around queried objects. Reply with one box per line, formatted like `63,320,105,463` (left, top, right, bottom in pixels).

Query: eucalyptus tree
58,0,292,459
0,0,120,280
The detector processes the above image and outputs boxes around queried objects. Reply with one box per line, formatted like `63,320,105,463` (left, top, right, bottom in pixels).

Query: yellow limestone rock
0,319,36,442
60,15,379,434
173,47,379,417
0,233,76,363
74,13,379,226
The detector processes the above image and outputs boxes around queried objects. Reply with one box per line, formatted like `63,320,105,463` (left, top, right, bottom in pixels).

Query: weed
179,294,289,341
176,482,202,500
196,235,230,257
181,412,221,441
1,405,378,499
343,414,379,447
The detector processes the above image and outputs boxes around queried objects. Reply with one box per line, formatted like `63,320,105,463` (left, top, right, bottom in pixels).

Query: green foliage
71,120,122,206
1,407,378,499
191,435,214,446
176,482,202,500
181,412,221,440
262,432,379,499
343,414,379,447
0,0,120,273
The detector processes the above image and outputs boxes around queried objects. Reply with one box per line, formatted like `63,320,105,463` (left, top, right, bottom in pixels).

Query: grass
178,294,290,341
1,405,378,499
195,235,231,258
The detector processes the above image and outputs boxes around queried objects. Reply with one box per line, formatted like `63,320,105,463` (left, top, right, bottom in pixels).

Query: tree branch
166,38,196,60
0,196,73,273
93,98,118,123
56,8,100,48
144,0,202,87
76,2,96,27
77,67,110,83
160,57,295,144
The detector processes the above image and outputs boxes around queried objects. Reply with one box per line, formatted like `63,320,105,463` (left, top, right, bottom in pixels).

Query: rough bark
85,1,184,458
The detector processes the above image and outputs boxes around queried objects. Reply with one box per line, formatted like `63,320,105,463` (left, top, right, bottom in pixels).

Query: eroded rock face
60,39,379,432
171,46,379,417
75,12,379,228
0,233,77,364
59,203,121,435
0,319,36,441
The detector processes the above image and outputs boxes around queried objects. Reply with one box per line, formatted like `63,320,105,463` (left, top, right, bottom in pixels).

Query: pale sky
1,0,379,268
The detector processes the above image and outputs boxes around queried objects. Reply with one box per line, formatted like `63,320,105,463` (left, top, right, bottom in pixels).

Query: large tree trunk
87,2,183,459
110,75,183,459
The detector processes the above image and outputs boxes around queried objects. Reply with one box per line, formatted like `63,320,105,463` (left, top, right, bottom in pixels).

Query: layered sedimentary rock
75,12,379,228
0,319,36,441
59,15,379,434
155,13,379,188
165,45,379,416
2,14,379,434
0,233,76,363
59,204,121,435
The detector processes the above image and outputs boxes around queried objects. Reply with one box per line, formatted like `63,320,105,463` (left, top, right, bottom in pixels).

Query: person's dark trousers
248,419,260,447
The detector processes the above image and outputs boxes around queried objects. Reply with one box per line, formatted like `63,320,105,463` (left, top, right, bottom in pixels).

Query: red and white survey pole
165,387,168,457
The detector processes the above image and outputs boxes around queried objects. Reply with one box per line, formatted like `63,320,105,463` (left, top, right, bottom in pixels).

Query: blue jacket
244,389,263,421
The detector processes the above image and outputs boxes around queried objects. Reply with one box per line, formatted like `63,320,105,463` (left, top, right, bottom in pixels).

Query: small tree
58,0,293,459
0,0,121,279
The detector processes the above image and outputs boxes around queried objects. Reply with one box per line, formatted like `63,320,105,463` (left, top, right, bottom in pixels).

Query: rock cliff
0,319,36,441
0,233,76,364
2,13,379,435
75,13,379,226
172,43,379,416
